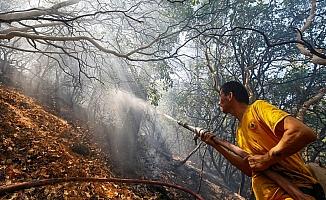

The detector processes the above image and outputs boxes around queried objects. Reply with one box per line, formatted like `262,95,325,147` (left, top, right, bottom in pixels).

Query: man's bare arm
269,116,316,158
201,133,252,176
248,116,317,171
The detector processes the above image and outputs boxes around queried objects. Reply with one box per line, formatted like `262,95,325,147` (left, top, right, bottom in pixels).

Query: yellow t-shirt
236,100,317,200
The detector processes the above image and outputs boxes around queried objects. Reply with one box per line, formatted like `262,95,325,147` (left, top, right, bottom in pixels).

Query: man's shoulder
250,100,277,113
251,99,271,107
251,100,289,117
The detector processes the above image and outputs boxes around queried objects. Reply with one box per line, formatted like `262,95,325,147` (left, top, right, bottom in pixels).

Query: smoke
105,90,148,126
92,88,178,178
95,89,150,176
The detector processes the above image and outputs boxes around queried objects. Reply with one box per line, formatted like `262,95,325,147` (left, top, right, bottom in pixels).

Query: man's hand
199,131,216,146
248,152,278,172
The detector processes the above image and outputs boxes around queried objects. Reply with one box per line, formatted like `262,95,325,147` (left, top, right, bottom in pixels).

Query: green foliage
157,62,174,91
267,64,325,107
147,82,161,106
192,0,200,5
165,1,193,19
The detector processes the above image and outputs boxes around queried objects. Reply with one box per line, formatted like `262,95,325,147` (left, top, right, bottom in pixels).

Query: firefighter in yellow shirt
200,81,325,200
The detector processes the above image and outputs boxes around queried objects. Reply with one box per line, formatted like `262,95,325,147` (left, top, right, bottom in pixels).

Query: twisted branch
297,87,326,121
295,0,326,65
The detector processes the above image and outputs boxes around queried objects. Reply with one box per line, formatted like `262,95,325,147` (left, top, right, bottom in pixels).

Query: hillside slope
0,85,164,199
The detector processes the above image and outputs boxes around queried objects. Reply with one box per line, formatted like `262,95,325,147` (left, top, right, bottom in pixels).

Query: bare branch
0,22,64,34
204,46,219,92
66,10,144,24
222,26,326,63
0,0,80,23
297,87,326,121
0,30,172,61
0,31,127,57
167,0,187,3
295,0,326,65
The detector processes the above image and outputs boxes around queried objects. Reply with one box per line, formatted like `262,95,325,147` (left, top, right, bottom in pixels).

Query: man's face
219,90,231,113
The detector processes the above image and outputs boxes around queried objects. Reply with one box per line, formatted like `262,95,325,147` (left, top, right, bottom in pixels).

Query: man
200,81,325,200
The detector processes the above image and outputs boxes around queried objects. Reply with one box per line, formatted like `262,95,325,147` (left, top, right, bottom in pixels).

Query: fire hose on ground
0,177,204,200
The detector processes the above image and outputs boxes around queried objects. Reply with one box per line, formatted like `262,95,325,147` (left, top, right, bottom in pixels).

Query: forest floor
0,84,244,199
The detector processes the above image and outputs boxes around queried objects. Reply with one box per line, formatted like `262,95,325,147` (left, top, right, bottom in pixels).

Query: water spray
161,114,208,145
161,114,178,123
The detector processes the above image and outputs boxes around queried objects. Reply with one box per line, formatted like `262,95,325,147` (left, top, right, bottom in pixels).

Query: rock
70,143,91,156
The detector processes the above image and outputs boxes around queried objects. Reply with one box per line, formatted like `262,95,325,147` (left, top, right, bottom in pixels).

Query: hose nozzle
177,120,208,145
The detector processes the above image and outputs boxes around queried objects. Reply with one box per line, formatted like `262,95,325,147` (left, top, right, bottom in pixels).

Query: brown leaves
0,85,159,199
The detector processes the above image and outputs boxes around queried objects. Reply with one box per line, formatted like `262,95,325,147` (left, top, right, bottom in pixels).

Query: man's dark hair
221,81,249,104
